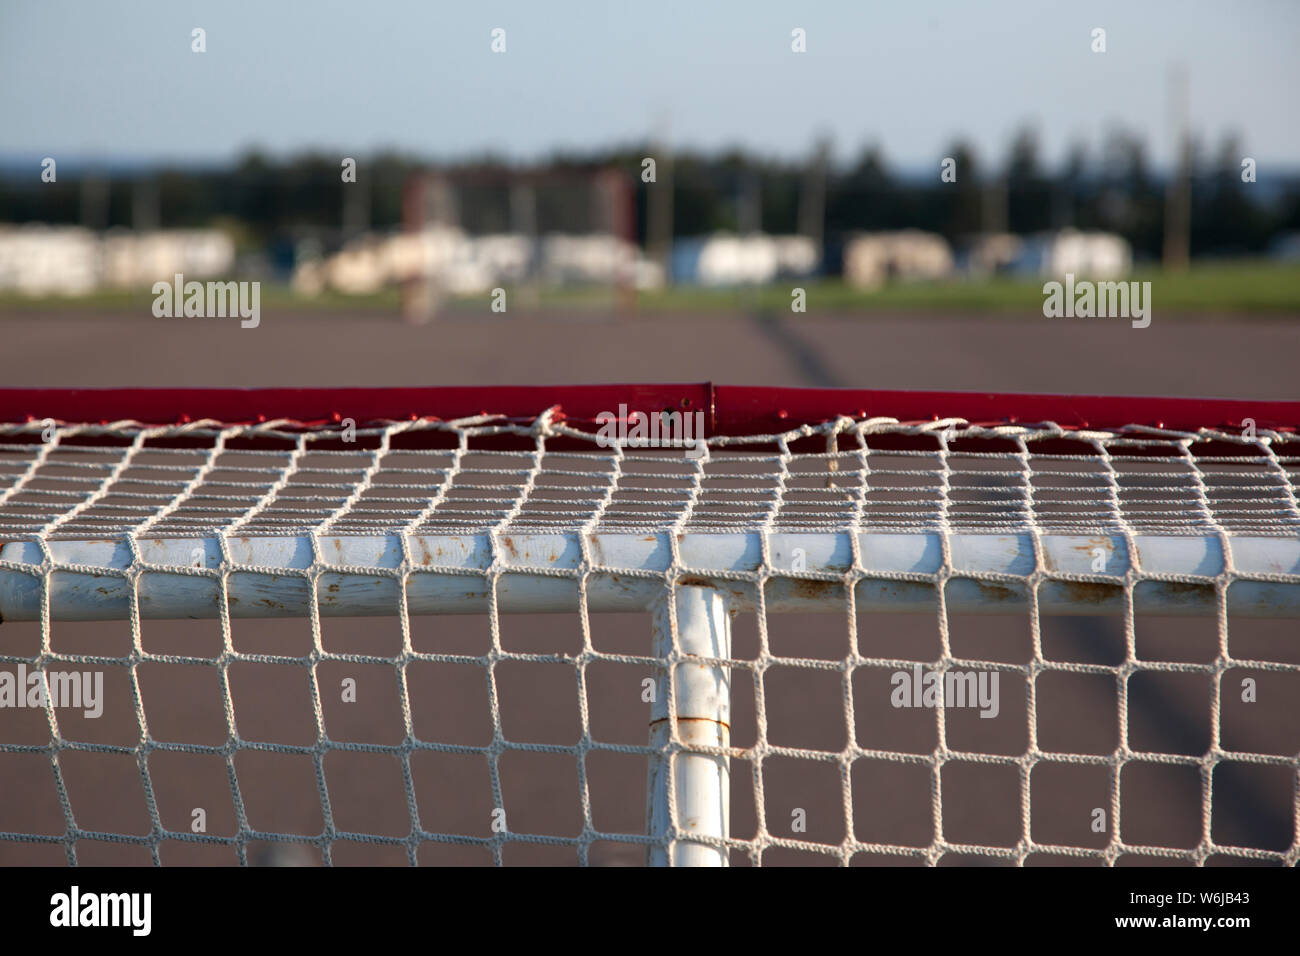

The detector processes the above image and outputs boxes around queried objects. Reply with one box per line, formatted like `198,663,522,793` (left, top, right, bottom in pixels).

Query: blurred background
1,1,1297,395
3,2,1299,306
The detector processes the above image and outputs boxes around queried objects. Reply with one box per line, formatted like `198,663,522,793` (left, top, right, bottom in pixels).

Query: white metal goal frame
0,384,1297,866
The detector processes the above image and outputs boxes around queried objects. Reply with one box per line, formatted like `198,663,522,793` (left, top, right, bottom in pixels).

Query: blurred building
1008,229,1132,279
0,225,235,296
541,234,634,286
0,225,100,296
669,234,818,286
100,230,236,288
842,231,954,289
963,232,1024,276
291,228,653,297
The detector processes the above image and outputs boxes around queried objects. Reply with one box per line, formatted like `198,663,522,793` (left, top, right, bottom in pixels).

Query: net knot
530,406,564,439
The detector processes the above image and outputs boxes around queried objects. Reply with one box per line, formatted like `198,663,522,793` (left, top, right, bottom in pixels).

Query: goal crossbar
2,532,1299,621
1,382,1296,435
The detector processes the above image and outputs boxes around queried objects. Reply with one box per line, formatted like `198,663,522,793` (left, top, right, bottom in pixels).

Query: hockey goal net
0,385,1297,867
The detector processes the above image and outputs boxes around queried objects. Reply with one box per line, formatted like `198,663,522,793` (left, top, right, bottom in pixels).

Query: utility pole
983,175,1008,235
80,165,109,232
510,178,539,311
131,178,160,231
798,137,830,266
1163,64,1191,270
646,118,675,285
737,169,761,236
737,169,762,314
342,166,371,240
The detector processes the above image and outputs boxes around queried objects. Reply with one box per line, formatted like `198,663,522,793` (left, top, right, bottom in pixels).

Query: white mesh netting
0,408,1298,866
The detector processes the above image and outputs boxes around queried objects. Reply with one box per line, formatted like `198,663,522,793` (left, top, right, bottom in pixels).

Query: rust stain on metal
1155,581,1215,602
1058,581,1124,606
678,575,714,588
1044,536,1116,573
500,536,519,559
1075,537,1114,554
974,581,1020,603
791,578,839,602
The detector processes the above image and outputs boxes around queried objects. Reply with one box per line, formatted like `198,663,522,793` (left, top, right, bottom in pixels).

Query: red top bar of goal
0,385,1295,435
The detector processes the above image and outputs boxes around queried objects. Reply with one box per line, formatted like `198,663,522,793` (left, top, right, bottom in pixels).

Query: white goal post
1,384,1298,867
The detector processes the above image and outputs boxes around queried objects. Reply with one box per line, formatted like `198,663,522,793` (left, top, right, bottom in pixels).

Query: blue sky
2,0,1296,171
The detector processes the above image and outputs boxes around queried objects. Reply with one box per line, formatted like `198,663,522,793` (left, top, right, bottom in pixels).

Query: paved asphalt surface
0,304,1295,865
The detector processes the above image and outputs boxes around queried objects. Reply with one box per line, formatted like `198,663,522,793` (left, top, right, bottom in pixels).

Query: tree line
2,127,1296,261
